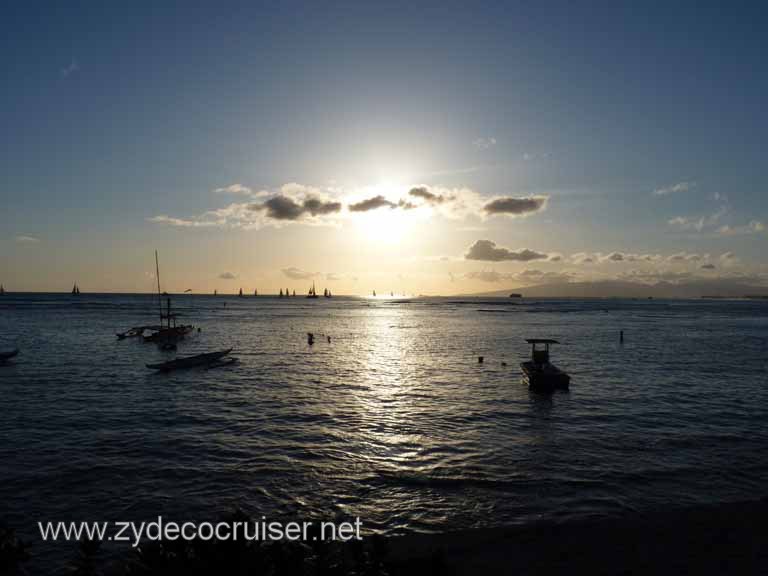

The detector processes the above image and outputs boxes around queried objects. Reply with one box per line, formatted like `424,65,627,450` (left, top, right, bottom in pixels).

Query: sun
350,183,428,245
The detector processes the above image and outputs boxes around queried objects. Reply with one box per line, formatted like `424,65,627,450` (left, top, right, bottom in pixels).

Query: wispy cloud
60,60,79,78
282,267,318,280
653,181,694,196
716,220,765,236
218,272,238,280
472,137,496,150
214,183,253,195
15,235,41,243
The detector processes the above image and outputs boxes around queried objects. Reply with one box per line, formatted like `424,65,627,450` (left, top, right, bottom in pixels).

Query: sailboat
373,290,376,297
292,290,296,297
279,289,283,297
254,288,258,296
307,282,319,299
143,251,194,344
71,283,80,295
238,288,243,297
0,284,5,295
214,289,218,296
324,288,332,298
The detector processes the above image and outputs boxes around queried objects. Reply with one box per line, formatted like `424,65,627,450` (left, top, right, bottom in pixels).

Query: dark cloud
465,240,548,262
700,263,716,270
348,195,397,212
250,195,341,220
282,267,317,280
409,186,447,205
218,272,237,280
483,195,548,216
398,199,417,210
607,252,625,262
303,196,343,216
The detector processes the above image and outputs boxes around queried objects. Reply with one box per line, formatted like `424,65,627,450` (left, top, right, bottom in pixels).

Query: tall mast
155,250,163,327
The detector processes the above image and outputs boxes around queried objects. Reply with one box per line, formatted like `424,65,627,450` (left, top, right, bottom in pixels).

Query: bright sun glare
352,183,428,245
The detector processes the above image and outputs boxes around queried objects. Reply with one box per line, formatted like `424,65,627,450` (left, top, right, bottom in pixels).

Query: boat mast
155,250,163,328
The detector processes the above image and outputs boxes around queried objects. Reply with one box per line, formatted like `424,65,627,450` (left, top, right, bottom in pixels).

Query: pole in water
620,330,624,343
478,356,484,364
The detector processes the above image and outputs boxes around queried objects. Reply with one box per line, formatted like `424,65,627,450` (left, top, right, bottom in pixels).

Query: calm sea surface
1,294,767,568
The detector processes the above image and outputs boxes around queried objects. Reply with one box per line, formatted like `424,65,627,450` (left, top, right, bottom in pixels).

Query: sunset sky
1,1,766,294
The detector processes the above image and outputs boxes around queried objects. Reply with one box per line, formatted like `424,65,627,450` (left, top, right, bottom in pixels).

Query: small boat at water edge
147,349,232,371
520,339,570,392
0,348,19,362
307,282,319,299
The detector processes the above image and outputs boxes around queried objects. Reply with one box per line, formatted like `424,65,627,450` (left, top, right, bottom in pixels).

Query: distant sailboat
214,289,218,296
324,288,332,298
238,288,243,297
279,289,283,297
0,284,4,295
254,288,258,296
292,290,296,297
373,290,376,297
71,283,80,295
307,282,319,299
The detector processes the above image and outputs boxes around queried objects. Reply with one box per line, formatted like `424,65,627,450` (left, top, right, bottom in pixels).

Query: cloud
218,272,237,280
214,183,253,195
473,137,497,150
147,215,221,228
483,195,548,217
250,194,342,220
668,206,728,233
15,235,40,243
409,186,448,205
653,181,694,196
465,240,548,262
667,252,702,262
700,263,716,270
348,195,398,212
60,60,79,78
716,221,765,236
282,267,318,280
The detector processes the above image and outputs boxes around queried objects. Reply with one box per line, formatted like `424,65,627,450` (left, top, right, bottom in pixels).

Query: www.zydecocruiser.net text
38,517,364,548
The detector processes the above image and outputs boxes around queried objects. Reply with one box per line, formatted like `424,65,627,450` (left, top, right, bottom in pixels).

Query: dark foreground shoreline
3,498,766,575
388,497,767,575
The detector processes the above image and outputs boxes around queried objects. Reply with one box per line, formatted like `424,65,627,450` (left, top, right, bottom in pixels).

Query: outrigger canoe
146,349,232,372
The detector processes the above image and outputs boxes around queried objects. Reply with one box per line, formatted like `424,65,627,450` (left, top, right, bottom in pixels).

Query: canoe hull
147,349,232,371
521,361,570,392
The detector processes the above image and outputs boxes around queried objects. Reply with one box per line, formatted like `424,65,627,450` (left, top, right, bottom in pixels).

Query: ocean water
1,294,767,569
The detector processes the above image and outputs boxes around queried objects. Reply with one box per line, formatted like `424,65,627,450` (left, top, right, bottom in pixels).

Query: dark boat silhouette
520,339,570,392
0,348,19,363
147,349,232,371
307,282,319,299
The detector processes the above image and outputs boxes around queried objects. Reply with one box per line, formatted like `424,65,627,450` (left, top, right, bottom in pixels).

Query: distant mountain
463,279,768,299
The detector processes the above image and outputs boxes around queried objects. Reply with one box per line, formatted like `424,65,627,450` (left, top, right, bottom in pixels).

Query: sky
1,1,767,294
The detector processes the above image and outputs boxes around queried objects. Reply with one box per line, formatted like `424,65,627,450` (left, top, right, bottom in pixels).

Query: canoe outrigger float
147,349,233,372
520,339,570,392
